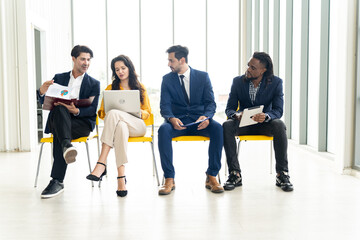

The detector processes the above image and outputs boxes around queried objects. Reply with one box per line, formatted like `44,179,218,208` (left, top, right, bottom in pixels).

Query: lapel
189,67,195,104
244,78,252,104
78,73,88,99
172,72,188,105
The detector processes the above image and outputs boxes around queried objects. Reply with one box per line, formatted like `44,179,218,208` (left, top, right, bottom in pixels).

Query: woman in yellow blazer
86,55,151,197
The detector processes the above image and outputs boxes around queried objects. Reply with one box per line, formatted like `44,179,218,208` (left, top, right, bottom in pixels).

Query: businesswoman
86,55,151,197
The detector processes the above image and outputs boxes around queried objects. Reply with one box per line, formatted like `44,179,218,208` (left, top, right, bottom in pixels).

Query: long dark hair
110,55,144,104
252,52,274,80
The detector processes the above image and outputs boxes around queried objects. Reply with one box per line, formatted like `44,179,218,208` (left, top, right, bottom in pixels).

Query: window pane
174,0,206,71
208,0,239,122
141,0,172,126
73,0,107,88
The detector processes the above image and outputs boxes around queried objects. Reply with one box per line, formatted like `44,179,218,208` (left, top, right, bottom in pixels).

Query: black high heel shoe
86,162,107,181
116,176,127,197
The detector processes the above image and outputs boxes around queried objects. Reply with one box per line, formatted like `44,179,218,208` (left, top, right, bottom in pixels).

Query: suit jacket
225,75,284,120
37,71,100,133
160,67,216,121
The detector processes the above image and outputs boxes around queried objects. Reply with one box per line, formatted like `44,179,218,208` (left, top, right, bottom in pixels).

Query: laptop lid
103,90,141,118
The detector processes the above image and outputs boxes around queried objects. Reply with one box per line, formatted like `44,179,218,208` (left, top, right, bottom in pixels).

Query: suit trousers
101,110,146,167
158,118,223,178
222,119,289,174
48,105,91,181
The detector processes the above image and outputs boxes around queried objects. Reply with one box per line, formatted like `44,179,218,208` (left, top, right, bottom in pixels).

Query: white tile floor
1,136,360,240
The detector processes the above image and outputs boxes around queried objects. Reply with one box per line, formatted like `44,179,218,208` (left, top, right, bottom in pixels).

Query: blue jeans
158,118,223,179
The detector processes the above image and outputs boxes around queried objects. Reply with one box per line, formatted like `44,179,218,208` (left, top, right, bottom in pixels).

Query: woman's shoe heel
86,162,107,187
116,176,127,197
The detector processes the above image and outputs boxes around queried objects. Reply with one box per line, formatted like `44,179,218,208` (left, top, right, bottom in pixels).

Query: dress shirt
68,72,85,99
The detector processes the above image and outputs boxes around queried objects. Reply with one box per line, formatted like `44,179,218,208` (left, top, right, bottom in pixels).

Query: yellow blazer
97,83,151,121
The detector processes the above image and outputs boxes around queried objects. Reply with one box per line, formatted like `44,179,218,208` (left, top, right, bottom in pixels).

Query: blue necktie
180,75,189,104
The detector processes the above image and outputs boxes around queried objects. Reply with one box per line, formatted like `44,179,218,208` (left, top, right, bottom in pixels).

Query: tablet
239,105,264,127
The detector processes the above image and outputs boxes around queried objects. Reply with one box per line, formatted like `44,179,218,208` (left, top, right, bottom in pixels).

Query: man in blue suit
158,45,224,195
37,45,100,198
223,52,293,192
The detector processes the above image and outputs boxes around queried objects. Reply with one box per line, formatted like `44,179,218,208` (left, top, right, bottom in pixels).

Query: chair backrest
144,113,154,137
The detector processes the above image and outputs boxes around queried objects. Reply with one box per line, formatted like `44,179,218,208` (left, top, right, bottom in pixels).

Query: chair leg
85,142,94,187
270,140,273,174
34,143,45,188
150,142,160,186
96,137,100,158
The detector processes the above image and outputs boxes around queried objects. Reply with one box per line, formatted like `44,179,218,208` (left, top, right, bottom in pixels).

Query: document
180,117,210,127
42,83,94,110
239,105,264,127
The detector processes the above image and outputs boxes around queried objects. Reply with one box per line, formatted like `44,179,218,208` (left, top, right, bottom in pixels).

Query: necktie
179,75,189,104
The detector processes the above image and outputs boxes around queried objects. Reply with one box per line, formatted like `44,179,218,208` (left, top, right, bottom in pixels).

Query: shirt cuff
264,113,271,122
73,109,80,116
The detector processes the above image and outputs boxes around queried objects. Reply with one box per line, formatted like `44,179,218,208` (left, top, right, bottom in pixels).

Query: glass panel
173,0,206,71
141,0,173,126
207,0,239,122
307,0,321,148
73,0,107,88
291,0,302,142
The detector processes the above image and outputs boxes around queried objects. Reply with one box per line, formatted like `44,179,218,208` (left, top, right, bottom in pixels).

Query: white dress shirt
68,72,85,99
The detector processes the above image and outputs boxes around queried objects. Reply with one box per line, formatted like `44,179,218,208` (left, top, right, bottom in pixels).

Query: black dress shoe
86,162,107,181
116,176,127,197
276,171,294,192
41,179,64,199
223,171,242,191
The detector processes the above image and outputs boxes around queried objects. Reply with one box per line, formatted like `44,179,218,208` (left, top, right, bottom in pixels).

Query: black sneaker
223,171,242,191
276,171,294,192
63,144,77,164
41,179,64,199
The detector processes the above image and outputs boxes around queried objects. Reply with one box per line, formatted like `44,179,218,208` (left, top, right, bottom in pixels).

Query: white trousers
101,110,146,167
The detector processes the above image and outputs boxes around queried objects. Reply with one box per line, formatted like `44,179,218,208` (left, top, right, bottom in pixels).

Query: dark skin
234,57,267,123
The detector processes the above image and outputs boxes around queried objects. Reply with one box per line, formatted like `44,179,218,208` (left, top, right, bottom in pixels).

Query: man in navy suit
223,52,293,192
158,45,224,195
37,45,100,198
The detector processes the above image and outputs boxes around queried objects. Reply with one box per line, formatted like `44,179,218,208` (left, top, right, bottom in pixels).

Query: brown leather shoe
159,178,175,195
205,175,224,193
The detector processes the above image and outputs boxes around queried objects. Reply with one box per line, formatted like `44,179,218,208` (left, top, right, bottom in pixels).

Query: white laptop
103,90,141,118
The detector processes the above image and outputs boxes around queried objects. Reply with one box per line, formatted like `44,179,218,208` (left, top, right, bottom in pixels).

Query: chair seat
172,136,210,141
238,135,273,141
128,136,152,142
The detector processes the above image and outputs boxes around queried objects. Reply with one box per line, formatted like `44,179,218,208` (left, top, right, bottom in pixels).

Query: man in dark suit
37,45,100,198
158,45,224,195
223,52,293,192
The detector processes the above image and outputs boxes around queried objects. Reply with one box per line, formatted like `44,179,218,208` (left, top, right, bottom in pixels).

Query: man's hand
55,102,79,115
197,116,209,130
169,117,186,130
251,112,266,123
233,112,243,121
39,80,54,95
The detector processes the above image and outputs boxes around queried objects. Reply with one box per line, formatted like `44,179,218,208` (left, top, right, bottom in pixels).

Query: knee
222,119,235,134
270,119,287,133
158,123,172,138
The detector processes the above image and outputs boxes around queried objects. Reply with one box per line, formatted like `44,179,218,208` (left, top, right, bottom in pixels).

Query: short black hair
71,45,94,58
252,52,274,79
166,45,189,63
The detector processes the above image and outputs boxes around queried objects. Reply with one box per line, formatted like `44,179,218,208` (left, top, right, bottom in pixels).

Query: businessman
158,45,224,195
37,45,100,198
222,52,293,192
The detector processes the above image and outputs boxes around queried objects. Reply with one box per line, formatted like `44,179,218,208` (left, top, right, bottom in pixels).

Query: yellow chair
236,135,274,174
165,135,221,184
34,116,100,187
128,113,160,186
